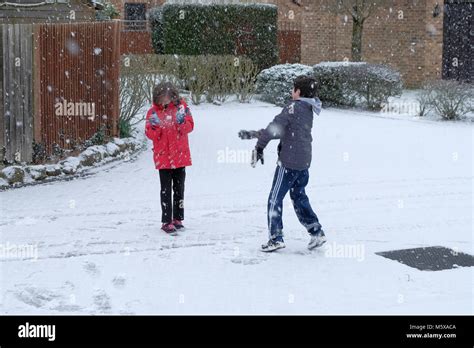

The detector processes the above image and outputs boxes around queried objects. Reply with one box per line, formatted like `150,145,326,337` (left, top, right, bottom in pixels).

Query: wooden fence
0,21,120,163
35,21,120,155
0,24,34,163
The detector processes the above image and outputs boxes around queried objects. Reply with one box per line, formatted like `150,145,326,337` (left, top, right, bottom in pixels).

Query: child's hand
149,112,161,128
251,147,264,168
176,105,186,125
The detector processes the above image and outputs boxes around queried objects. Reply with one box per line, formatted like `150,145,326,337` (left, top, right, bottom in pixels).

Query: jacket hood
299,97,322,115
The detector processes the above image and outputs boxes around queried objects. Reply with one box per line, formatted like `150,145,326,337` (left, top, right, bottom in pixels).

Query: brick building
266,0,471,87
110,0,472,87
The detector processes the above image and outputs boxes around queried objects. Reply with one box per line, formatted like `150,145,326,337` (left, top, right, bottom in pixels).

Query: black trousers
159,167,186,223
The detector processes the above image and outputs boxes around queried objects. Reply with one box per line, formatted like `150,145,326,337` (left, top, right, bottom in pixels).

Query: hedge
255,64,314,106
149,3,278,70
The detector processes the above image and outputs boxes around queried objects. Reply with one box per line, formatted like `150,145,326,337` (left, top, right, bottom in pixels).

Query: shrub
181,56,211,105
119,118,133,138
149,3,278,70
89,125,108,145
256,64,314,106
416,83,434,117
96,1,120,20
256,62,402,109
313,62,363,107
122,54,258,105
354,64,403,110
427,80,474,120
32,142,47,165
314,62,403,110
119,69,148,135
233,57,259,103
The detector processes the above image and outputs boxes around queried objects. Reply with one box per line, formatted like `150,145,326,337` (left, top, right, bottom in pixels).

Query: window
124,3,147,31
124,3,146,20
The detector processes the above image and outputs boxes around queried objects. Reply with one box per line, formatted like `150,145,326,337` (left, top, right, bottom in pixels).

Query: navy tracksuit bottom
268,165,322,242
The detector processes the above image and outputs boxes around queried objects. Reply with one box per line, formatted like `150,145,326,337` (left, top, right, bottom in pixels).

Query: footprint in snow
112,275,127,289
93,289,112,313
230,257,266,265
12,283,82,312
83,261,100,277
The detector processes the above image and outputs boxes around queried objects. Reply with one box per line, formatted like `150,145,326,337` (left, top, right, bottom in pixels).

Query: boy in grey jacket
255,75,326,252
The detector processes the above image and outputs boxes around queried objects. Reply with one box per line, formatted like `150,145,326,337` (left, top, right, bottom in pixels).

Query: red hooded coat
145,99,194,170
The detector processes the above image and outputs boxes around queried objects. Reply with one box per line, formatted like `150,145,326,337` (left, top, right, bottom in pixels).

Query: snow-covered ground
0,100,472,314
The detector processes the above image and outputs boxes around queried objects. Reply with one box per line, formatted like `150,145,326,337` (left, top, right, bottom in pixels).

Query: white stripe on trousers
268,165,285,240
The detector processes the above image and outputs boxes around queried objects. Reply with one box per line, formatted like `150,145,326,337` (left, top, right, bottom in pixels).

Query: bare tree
329,0,383,62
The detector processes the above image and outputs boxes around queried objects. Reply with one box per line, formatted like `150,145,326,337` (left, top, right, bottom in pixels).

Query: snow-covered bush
1,166,25,185
60,157,81,175
45,164,62,177
314,62,403,110
426,80,474,120
354,64,403,110
79,146,107,167
256,64,314,106
256,62,401,110
26,165,47,181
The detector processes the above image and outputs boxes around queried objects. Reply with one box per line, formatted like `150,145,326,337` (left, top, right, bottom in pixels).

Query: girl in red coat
145,82,194,233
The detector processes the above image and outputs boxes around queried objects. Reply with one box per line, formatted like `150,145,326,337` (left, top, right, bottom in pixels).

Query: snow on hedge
256,62,403,110
315,61,367,68
314,62,403,109
256,64,314,106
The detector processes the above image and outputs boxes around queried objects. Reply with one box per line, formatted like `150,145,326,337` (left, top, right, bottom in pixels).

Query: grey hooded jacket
256,98,322,170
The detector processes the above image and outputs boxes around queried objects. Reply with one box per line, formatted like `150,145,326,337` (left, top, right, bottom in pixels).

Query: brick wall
299,0,444,87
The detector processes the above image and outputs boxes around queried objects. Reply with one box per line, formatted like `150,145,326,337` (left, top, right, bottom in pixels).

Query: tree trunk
352,18,364,61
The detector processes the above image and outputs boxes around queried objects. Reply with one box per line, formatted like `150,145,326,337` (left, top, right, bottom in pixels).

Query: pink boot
172,219,185,230
161,223,177,234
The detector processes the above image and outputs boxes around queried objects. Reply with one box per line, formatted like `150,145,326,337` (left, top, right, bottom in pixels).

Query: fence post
0,24,4,163
111,20,121,138
32,23,42,149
